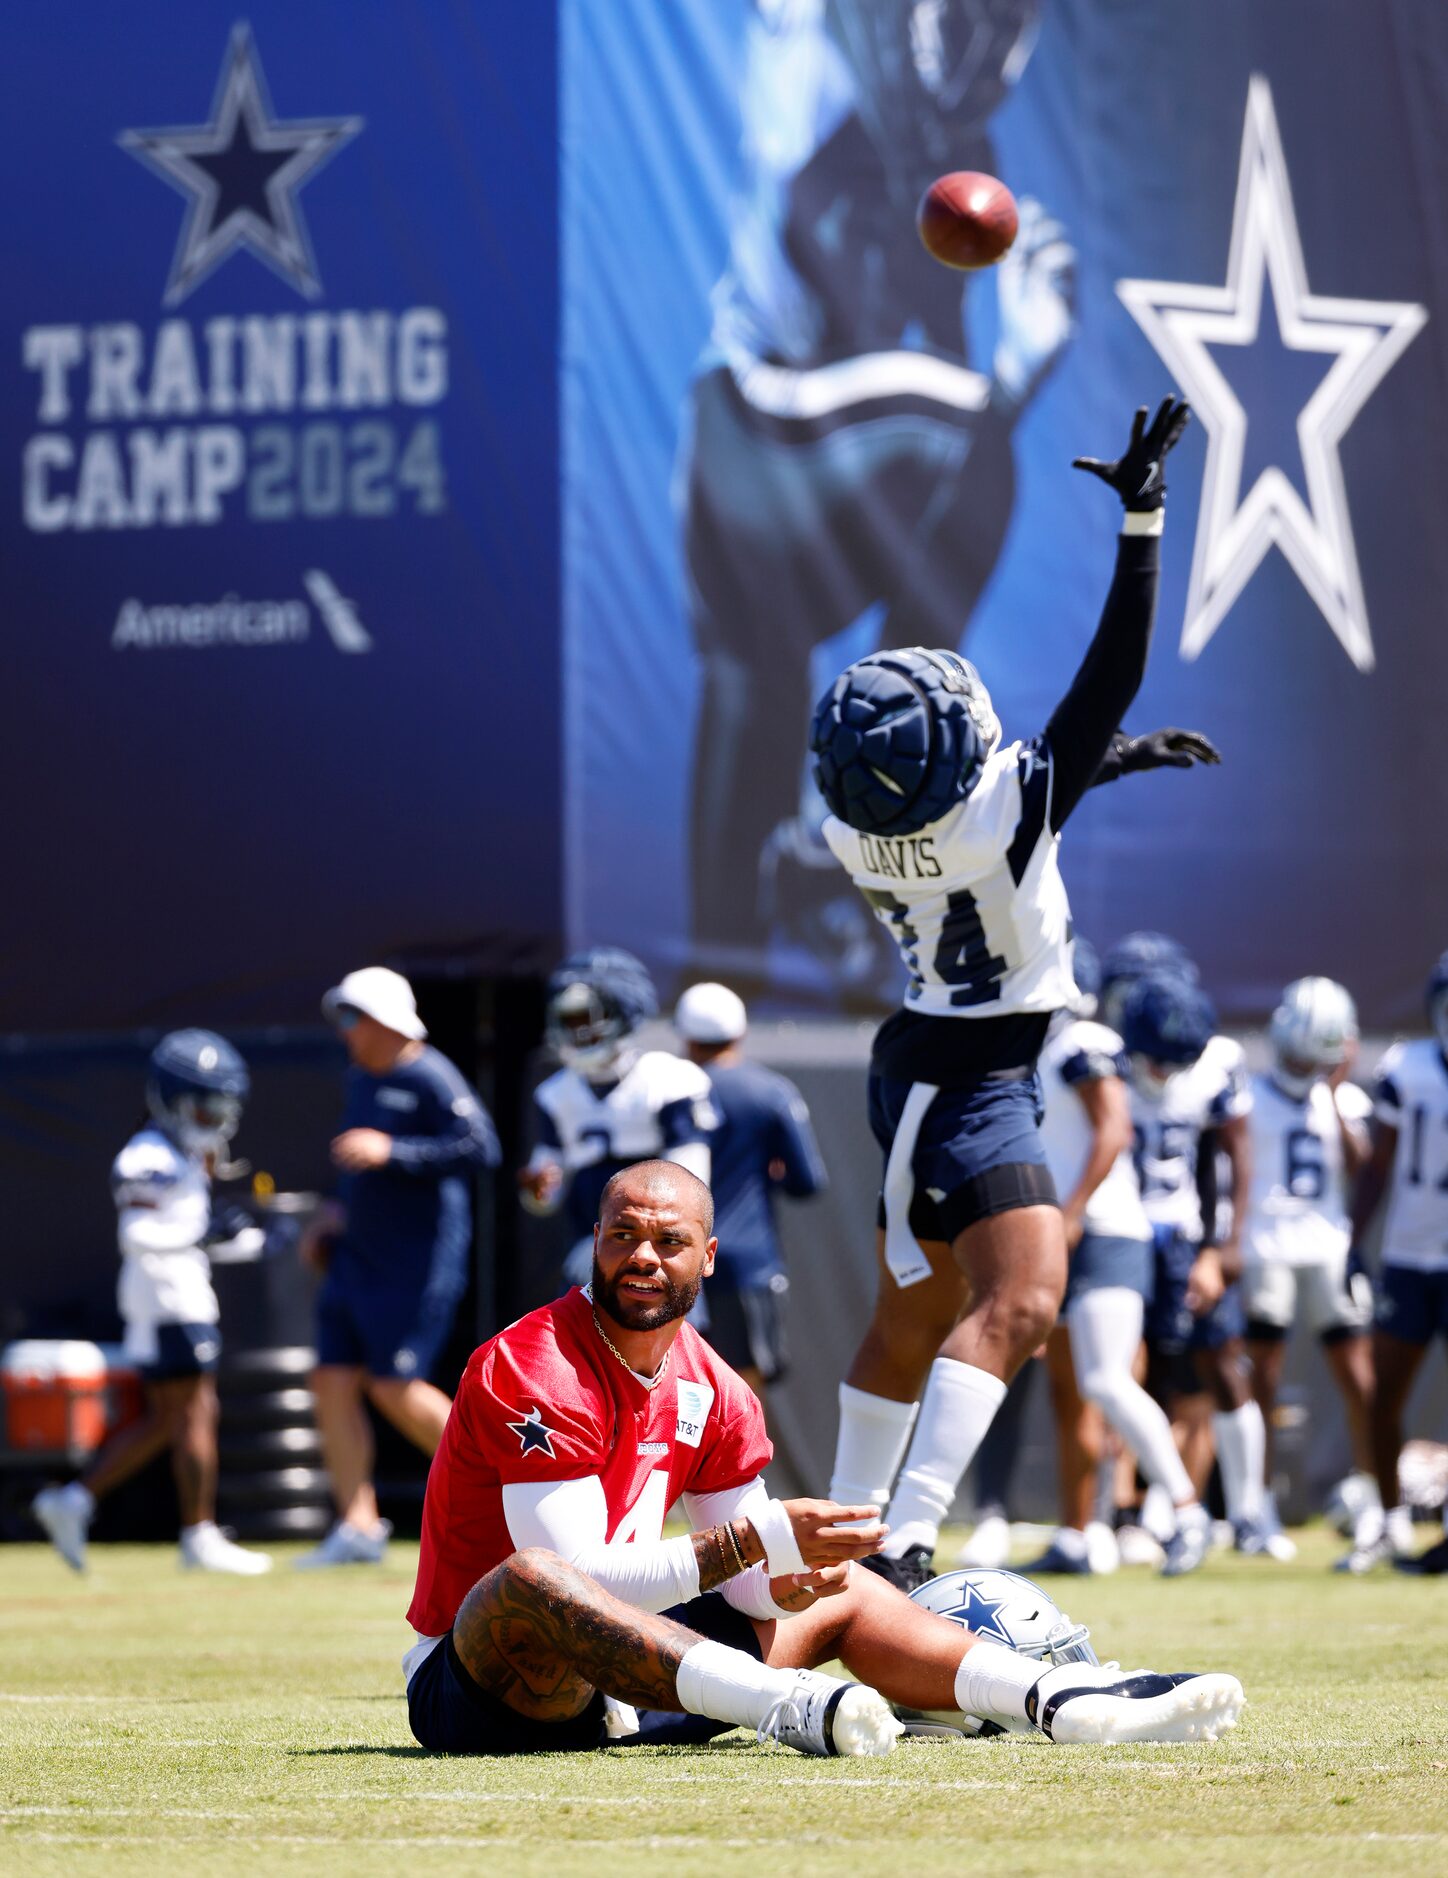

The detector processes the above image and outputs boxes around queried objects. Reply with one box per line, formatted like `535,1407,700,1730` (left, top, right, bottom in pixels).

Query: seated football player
404,1158,1245,1756
808,398,1221,1590
1024,942,1211,1577
1241,979,1374,1559
1122,972,1266,1567
1340,952,1448,1575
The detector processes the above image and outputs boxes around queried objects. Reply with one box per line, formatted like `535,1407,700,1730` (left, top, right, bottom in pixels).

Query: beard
591,1255,702,1333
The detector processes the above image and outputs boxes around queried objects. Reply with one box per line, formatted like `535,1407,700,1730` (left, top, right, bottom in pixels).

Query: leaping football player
808,397,1219,1588
403,1159,1244,1755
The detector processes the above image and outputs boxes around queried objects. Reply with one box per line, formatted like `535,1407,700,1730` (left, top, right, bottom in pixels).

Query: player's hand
992,197,1076,407
331,1128,393,1172
517,1161,564,1208
1185,1246,1225,1313
764,1500,888,1567
770,1563,853,1613
1073,396,1191,510
1118,728,1221,773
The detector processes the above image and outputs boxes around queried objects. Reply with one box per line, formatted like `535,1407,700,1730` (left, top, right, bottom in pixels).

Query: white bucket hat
322,967,426,1041
674,981,747,1045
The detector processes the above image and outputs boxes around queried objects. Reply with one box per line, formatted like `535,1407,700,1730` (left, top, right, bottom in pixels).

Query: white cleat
957,1513,1011,1569
1114,1524,1166,1569
757,1671,903,1758
32,1484,92,1573
294,1518,392,1569
1031,1666,1246,1745
180,1522,273,1575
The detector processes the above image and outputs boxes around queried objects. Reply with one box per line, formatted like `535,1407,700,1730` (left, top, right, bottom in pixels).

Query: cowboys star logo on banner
1118,76,1426,672
119,22,361,306
505,1407,558,1459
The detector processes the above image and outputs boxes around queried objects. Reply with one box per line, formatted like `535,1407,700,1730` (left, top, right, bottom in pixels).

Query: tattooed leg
452,1547,710,1722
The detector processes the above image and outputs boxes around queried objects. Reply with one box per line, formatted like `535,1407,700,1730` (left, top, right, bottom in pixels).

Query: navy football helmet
1120,972,1216,1091
1099,931,1199,1031
546,947,658,1076
1070,936,1101,1016
810,647,1001,837
1427,950,1448,1054
147,1029,249,1157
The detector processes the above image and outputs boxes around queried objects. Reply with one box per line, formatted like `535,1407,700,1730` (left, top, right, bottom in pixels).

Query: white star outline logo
119,22,362,306
1117,76,1426,672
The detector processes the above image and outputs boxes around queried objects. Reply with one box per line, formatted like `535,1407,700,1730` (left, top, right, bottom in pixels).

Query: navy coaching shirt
335,1045,500,1286
701,1060,826,1289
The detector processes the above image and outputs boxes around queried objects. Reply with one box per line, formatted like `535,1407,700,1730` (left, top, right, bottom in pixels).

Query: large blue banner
1,2,559,1030
562,0,1448,1028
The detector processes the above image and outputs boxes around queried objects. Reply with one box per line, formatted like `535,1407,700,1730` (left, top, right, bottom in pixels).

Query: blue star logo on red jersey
505,1406,557,1459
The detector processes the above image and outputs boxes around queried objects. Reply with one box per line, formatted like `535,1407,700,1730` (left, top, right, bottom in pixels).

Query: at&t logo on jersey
19,26,448,541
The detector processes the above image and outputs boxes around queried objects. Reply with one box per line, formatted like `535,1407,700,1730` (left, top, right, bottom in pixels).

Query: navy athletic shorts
315,1273,462,1380
1062,1232,1154,1313
406,1590,764,1755
1144,1224,1245,1355
1375,1264,1448,1345
869,1070,1056,1244
704,1274,789,1384
135,1321,221,1382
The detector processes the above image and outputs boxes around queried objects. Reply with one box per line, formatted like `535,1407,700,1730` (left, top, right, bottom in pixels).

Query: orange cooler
1,1341,127,1452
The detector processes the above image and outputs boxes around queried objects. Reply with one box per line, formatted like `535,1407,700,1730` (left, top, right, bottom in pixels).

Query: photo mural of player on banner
563,0,1448,1028
0,2,559,1031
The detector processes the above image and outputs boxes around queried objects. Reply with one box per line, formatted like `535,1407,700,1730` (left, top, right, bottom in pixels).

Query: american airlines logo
112,569,372,653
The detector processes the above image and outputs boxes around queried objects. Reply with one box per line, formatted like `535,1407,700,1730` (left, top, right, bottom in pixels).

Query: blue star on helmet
505,1406,557,1459
950,1584,1014,1646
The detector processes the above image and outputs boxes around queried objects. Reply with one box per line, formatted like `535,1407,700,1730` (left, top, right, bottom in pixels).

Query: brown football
917,171,1019,271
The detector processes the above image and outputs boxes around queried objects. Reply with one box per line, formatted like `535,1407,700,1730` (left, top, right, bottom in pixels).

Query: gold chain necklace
591,1307,671,1391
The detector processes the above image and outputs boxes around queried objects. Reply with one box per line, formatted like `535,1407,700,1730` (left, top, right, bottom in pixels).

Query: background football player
1339,951,1448,1573
808,395,1213,1592
1025,941,1211,1577
681,0,1074,973
1240,977,1374,1559
33,1031,271,1576
1121,971,1266,1565
520,950,718,1292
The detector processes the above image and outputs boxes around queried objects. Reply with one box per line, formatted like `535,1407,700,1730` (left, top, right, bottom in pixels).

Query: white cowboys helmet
905,1568,1098,1736
1269,976,1358,1099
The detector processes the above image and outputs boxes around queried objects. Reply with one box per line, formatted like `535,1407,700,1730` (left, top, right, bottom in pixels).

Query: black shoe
1394,1535,1448,1575
859,1544,935,1594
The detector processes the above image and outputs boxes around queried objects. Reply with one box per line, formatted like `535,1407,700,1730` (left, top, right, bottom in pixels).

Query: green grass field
3,1528,1445,1877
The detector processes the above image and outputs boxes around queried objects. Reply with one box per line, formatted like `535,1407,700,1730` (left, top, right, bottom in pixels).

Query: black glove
1073,396,1191,510
1117,728,1221,773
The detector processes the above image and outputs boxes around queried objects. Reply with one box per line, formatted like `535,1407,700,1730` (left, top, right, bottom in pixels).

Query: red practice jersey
407,1287,771,1636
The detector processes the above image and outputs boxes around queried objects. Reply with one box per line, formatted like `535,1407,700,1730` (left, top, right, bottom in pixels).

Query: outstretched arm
1043,399,1191,829
1089,728,1221,789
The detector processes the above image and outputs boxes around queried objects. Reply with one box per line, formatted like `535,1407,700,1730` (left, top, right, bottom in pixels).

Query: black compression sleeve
1043,532,1160,829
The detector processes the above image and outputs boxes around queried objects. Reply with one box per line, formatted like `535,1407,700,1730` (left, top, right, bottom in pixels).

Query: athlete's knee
310,1364,363,1402
1076,1366,1124,1414
968,1274,1060,1356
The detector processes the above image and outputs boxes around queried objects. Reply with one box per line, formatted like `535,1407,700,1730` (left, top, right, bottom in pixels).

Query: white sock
1068,1290,1197,1505
1213,1402,1266,1523
953,1639,1041,1724
829,1384,919,1509
675,1639,810,1730
1054,1525,1089,1562
179,1522,215,1541
66,1482,97,1520
884,1359,1007,1557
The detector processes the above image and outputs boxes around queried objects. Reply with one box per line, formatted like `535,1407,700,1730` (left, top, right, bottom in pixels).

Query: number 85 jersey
821,740,1072,1018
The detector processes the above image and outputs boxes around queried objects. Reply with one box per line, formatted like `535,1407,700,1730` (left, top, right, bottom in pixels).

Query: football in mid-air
916,171,1018,270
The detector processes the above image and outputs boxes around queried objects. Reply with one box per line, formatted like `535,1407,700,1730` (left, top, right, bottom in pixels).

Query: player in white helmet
1241,979,1373,1559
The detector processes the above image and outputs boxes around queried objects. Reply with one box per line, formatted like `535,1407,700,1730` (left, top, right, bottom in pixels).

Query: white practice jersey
110,1127,219,1328
1373,1040,1448,1271
1130,1036,1251,1240
1038,1017,1150,1242
821,740,1073,1020
1242,1075,1367,1267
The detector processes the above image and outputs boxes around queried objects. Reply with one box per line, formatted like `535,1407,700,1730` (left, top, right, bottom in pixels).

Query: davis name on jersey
110,1126,219,1331
1243,1075,1365,1266
531,1051,719,1244
1039,1018,1150,1241
406,1287,770,1640
1131,1036,1251,1238
1373,1039,1448,1271
821,740,1072,1018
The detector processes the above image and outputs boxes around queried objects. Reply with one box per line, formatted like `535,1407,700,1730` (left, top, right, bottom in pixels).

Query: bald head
599,1158,715,1240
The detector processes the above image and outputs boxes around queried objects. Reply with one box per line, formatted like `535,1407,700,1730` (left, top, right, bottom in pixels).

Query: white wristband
748,1498,807,1577
1121,509,1165,536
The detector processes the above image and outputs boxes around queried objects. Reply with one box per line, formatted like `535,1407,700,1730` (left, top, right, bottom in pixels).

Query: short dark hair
598,1159,714,1239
